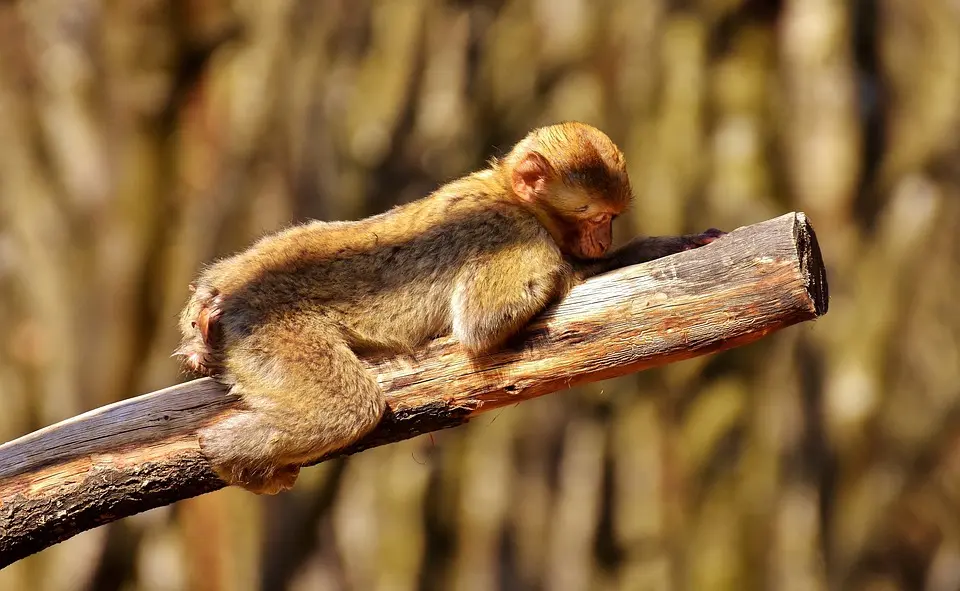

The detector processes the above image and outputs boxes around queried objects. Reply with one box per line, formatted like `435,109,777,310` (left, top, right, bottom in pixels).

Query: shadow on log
0,212,828,568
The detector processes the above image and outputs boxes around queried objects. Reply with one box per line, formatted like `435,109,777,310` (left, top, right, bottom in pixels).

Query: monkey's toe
266,465,301,493
231,464,301,495
176,345,221,376
207,460,301,494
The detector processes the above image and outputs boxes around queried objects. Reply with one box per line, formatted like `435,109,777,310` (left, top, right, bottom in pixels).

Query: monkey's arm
451,241,571,354
575,229,725,279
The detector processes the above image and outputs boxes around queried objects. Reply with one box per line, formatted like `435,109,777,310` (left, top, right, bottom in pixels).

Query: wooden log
0,212,828,568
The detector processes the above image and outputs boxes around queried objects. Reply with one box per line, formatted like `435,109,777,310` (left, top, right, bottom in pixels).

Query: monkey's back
178,188,555,375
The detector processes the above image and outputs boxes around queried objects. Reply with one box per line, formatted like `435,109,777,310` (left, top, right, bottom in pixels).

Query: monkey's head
501,122,632,260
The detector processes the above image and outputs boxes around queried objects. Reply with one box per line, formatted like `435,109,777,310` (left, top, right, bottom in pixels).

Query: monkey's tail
174,283,226,378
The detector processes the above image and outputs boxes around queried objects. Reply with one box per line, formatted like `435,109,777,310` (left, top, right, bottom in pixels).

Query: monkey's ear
511,151,552,203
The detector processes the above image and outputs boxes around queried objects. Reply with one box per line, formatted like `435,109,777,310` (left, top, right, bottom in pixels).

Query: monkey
177,122,724,494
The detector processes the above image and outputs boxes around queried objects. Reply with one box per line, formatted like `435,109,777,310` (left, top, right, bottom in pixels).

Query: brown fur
177,122,723,493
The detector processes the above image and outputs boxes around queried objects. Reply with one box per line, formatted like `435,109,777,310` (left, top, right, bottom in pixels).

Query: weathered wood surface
0,212,827,568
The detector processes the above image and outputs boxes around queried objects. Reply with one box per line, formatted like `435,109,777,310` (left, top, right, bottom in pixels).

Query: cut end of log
794,212,829,318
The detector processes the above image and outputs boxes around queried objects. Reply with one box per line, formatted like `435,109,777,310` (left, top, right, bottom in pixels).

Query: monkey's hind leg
198,322,387,494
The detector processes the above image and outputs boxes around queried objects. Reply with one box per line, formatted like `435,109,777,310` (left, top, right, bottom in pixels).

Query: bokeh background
1,0,959,589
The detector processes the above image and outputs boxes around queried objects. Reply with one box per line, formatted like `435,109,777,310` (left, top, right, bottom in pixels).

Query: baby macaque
178,122,723,493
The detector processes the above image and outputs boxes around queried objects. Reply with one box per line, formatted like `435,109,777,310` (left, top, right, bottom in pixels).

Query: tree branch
0,212,828,567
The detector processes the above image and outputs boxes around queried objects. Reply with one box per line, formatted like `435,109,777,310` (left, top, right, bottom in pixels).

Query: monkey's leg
199,323,386,494
577,228,726,279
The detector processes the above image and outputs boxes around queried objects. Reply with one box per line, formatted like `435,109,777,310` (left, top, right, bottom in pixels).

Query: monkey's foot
226,464,301,495
192,287,223,347
683,228,727,250
198,412,302,494
204,449,302,494
179,286,225,376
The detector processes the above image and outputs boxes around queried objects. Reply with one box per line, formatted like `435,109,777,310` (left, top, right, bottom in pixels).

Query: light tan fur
177,122,723,493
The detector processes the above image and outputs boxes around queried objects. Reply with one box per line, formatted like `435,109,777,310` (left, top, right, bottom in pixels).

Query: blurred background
1,0,959,589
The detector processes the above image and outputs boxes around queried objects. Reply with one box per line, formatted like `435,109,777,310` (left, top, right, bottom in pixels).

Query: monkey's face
569,210,616,259
511,161,629,260
547,193,625,260
539,158,631,259
507,122,632,259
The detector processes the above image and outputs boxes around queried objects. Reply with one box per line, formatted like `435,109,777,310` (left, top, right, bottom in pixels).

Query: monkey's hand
682,227,726,250
576,228,727,279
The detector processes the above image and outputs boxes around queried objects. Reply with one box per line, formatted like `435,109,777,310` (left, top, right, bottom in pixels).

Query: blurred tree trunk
1,1,959,590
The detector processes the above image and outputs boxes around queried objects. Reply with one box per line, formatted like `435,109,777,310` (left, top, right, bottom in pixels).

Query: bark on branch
0,212,828,567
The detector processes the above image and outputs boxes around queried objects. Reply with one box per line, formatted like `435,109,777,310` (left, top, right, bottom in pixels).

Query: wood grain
0,212,827,568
